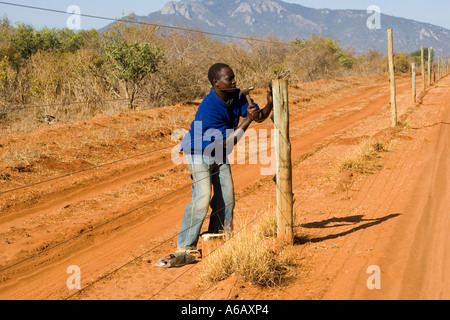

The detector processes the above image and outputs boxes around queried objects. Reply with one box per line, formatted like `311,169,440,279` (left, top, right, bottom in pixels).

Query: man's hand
266,88,273,106
247,104,260,122
251,88,274,124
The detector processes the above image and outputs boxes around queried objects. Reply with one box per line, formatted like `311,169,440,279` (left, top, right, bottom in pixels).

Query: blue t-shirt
181,88,259,155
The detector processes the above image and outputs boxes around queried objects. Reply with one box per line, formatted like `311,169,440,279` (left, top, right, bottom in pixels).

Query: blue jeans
177,154,235,250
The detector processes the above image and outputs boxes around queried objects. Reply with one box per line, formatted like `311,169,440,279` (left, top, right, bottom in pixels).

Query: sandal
176,249,202,259
154,252,197,268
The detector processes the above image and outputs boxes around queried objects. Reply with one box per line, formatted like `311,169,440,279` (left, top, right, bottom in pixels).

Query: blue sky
1,0,449,30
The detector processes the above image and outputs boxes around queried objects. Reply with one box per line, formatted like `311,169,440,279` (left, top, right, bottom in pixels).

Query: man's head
208,63,237,101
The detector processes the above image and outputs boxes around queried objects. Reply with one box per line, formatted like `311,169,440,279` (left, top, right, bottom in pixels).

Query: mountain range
127,0,450,56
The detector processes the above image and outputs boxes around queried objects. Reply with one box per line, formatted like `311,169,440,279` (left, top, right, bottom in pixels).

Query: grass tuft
338,137,389,174
199,211,295,288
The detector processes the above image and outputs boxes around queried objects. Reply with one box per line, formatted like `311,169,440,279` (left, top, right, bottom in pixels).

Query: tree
411,48,433,66
105,40,163,109
289,35,354,81
10,23,39,66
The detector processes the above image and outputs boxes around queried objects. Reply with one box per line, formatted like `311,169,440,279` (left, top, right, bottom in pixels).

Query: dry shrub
286,35,356,82
229,36,289,87
2,141,41,172
0,58,19,106
394,52,415,73
352,49,386,75
339,137,389,174
199,211,294,288
144,31,218,106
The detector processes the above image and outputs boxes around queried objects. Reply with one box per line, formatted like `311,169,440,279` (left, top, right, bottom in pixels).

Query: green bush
105,40,164,109
394,52,414,73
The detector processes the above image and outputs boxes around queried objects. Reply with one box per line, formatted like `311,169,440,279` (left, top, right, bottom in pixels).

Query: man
177,63,273,257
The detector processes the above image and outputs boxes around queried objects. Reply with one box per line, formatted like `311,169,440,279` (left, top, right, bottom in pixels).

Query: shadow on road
411,122,450,130
294,213,401,245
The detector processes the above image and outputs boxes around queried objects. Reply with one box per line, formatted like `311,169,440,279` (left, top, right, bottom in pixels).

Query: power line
0,1,292,46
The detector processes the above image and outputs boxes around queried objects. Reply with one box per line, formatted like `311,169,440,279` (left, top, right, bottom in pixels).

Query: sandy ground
0,72,449,301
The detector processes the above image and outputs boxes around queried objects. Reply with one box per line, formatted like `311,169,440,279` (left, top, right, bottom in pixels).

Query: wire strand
0,98,139,113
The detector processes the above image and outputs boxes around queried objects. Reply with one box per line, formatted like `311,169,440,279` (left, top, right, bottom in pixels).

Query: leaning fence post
273,79,294,245
387,29,397,127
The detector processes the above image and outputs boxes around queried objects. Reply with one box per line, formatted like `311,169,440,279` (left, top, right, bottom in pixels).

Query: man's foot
176,249,202,259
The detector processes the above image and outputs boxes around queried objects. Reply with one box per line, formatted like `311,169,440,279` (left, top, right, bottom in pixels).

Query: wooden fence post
421,46,425,91
412,63,416,103
387,29,397,127
273,79,294,245
438,56,440,80
428,47,433,86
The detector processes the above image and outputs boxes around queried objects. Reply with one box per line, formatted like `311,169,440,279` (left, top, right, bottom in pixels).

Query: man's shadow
295,213,401,244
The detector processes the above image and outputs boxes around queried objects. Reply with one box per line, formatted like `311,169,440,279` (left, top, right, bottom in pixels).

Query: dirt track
0,72,449,300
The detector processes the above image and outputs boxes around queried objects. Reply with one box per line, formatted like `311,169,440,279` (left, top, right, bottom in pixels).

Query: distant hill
125,0,450,56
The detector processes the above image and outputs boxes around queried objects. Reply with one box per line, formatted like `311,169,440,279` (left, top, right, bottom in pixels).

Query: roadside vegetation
199,208,296,288
0,15,421,136
338,137,390,174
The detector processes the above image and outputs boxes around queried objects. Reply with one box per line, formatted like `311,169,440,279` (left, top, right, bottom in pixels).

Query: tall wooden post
412,63,416,103
421,46,425,91
428,47,433,86
273,79,293,245
438,56,440,81
387,29,397,127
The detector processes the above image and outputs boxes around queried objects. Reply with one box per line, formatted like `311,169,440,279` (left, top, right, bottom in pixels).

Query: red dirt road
323,76,450,300
0,73,449,300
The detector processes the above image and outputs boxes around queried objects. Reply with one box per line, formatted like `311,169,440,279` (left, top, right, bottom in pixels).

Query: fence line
0,88,301,196
1,115,300,299
3,66,439,294
65,92,338,300
0,98,138,114
65,176,276,300
1,140,295,276
1,16,446,298
0,65,419,273
0,164,231,273
0,87,260,114
0,143,175,196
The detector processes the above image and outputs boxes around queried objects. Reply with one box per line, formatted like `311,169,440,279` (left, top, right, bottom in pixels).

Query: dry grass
338,137,389,174
199,210,295,288
2,141,42,171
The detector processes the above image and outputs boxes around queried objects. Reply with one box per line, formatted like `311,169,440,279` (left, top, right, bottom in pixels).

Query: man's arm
223,104,260,149
255,89,274,123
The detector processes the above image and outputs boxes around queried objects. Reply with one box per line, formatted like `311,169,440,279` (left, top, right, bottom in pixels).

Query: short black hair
208,63,230,86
